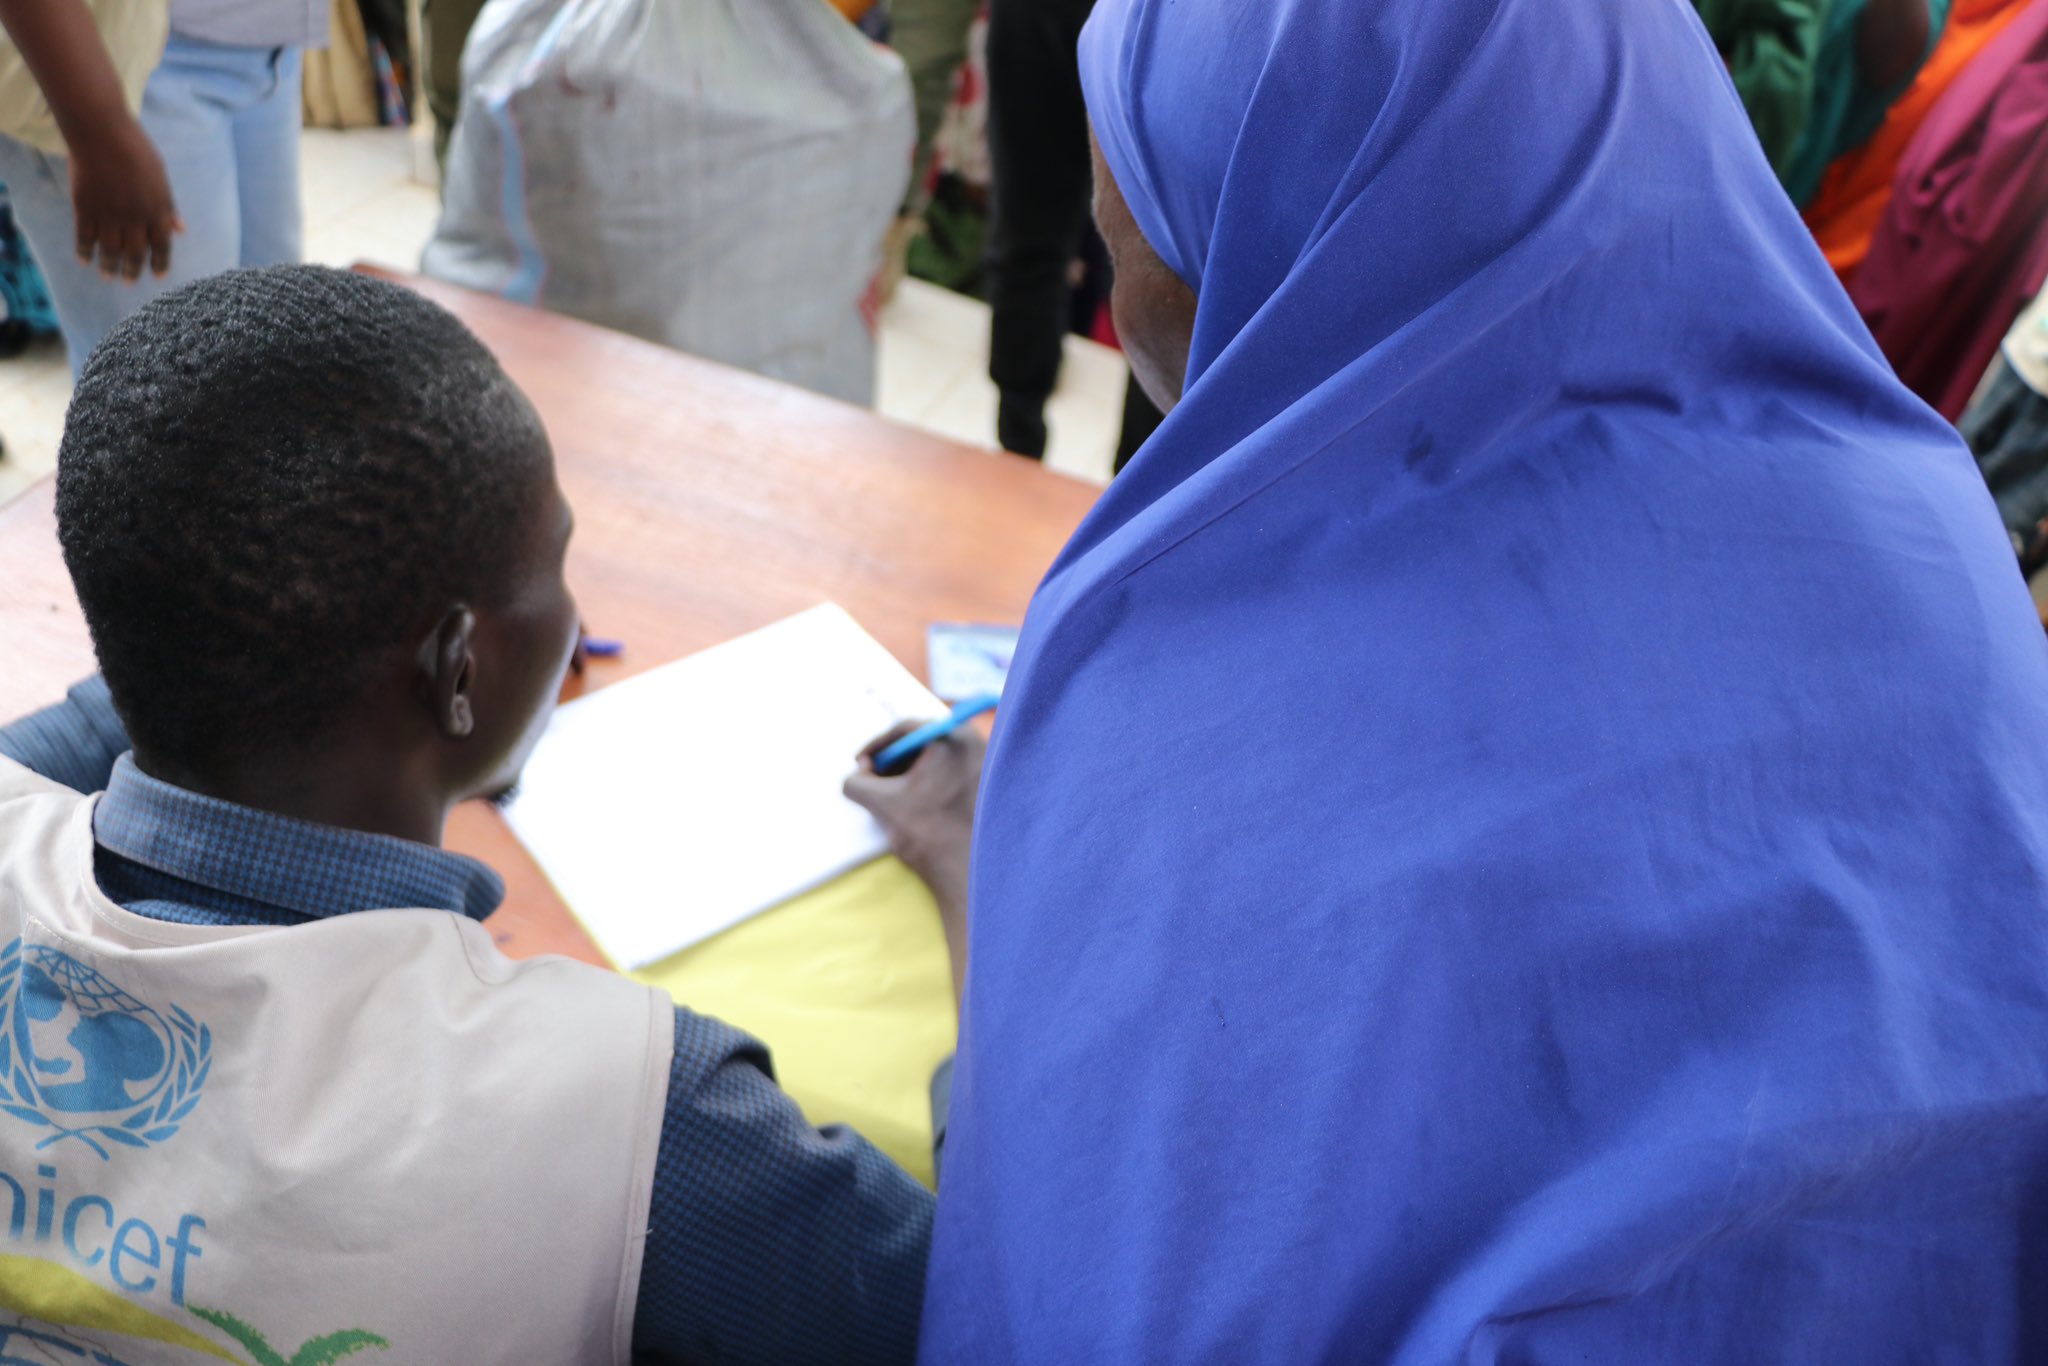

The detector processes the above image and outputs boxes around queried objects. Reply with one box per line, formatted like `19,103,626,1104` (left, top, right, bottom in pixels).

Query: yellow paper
635,856,956,1188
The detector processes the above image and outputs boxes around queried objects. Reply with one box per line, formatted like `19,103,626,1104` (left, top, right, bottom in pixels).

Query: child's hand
0,0,181,279
69,118,180,281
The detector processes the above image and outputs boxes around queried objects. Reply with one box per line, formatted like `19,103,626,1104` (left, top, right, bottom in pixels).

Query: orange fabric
1803,0,2033,286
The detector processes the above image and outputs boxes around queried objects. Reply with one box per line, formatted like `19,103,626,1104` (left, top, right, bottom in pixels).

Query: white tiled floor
298,129,444,272
878,262,1131,484
0,335,68,507
0,126,1125,508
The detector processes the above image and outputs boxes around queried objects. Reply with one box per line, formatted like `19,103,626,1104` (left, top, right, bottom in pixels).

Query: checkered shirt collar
92,754,506,922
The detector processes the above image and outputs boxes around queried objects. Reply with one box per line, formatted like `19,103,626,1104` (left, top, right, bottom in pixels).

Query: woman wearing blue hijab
915,0,2048,1358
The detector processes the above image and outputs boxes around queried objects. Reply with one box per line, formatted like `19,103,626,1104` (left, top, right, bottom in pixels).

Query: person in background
1964,288,2048,566
877,0,978,302
904,0,2048,1358
0,0,319,376
0,2,174,316
1781,0,1948,204
0,266,963,1363
1697,0,1947,205
420,0,486,172
984,0,1158,467
1802,0,2033,287
1847,0,2048,419
425,0,910,408
1694,0,1827,176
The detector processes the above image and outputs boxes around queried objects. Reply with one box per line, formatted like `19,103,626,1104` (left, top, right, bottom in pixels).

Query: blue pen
872,693,999,776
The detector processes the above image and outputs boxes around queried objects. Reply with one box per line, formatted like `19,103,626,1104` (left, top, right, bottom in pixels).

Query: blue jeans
0,36,303,376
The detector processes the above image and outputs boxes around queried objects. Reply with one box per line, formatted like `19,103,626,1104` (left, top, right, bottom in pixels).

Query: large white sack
423,0,913,406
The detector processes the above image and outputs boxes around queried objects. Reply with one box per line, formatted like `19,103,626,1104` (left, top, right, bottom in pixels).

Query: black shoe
998,392,1049,460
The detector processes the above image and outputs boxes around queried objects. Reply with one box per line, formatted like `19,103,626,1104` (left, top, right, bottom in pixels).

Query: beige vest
0,757,673,1365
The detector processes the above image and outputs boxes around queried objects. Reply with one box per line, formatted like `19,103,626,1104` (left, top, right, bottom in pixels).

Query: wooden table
0,271,1098,968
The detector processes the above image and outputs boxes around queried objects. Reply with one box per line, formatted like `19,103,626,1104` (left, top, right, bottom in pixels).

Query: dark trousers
421,0,491,170
1964,358,2048,566
985,0,1160,465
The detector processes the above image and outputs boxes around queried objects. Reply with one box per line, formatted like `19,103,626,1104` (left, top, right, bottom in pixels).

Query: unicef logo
0,939,211,1160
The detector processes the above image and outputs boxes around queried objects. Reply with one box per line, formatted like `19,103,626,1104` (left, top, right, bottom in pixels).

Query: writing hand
844,720,984,1006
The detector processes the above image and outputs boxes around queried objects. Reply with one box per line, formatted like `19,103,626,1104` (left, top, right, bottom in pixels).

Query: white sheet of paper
504,604,945,968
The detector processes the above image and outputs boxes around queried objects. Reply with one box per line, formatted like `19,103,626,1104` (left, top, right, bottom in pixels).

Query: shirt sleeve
0,675,131,794
632,1006,934,1365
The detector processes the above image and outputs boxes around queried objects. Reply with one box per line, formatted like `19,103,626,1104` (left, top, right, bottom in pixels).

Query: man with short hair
0,265,978,1364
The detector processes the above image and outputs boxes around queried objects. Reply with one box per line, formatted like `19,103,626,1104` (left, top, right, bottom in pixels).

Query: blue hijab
925,0,2048,1360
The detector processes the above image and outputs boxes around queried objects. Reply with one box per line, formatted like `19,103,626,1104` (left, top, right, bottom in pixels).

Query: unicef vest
0,758,674,1365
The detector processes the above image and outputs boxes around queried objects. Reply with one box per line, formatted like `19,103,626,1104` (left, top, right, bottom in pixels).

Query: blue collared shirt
1,677,933,1365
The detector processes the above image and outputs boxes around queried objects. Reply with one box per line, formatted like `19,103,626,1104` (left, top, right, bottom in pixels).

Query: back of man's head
56,266,546,772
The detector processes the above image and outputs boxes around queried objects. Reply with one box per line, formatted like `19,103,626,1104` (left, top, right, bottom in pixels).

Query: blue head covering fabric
922,0,2048,1360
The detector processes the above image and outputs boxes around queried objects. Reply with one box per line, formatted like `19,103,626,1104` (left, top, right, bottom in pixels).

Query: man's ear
420,607,478,741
